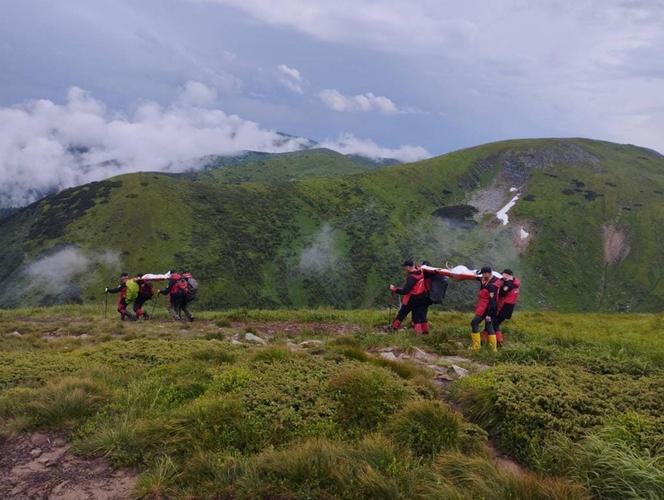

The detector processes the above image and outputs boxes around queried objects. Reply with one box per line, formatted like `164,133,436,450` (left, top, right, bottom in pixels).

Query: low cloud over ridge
0,82,429,207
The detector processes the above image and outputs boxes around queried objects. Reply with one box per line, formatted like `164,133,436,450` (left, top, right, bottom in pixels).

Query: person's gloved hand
104,288,109,293
389,284,398,292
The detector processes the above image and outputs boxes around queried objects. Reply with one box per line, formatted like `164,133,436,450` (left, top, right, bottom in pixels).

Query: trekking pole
151,293,158,318
104,291,108,319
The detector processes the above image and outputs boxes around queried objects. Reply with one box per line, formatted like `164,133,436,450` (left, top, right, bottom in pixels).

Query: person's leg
470,315,483,351
117,300,126,320
181,300,194,322
494,304,514,346
493,314,505,346
392,302,412,329
119,299,135,321
419,300,430,334
133,298,146,319
485,317,497,352
412,301,426,335
168,295,181,319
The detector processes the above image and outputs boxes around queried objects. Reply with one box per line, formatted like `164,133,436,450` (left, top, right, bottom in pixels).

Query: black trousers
493,304,515,331
133,296,150,313
471,314,494,334
171,294,194,321
396,295,430,325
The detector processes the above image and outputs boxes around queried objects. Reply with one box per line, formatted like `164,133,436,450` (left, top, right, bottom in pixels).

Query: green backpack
125,279,139,302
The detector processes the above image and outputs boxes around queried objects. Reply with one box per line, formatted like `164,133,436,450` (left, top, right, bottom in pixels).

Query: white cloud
320,133,429,163
178,80,219,107
0,83,430,206
21,247,121,303
319,89,402,114
277,63,305,94
299,223,337,272
0,82,311,206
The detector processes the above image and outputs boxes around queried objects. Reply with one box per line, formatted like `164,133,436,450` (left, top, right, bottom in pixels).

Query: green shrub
328,366,413,432
0,377,110,429
250,346,290,363
235,437,453,500
370,356,426,379
74,415,145,466
162,398,264,454
191,347,236,364
177,451,245,498
434,452,499,498
458,423,489,455
452,366,664,465
543,428,664,500
135,455,179,499
500,470,591,500
209,366,253,393
329,345,369,361
385,400,462,458
410,374,440,400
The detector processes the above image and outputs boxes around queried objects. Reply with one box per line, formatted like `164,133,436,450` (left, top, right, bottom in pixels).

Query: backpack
185,276,198,300
428,275,448,304
125,279,140,302
139,281,154,300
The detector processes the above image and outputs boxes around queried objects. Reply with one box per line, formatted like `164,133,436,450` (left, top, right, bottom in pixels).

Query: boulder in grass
244,332,267,345
449,365,469,378
299,340,323,348
380,351,398,361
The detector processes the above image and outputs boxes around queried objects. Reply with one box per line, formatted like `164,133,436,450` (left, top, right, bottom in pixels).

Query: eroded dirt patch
603,224,630,264
0,432,136,500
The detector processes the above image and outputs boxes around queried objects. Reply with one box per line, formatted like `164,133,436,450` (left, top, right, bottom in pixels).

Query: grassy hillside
1,307,663,498
186,148,392,184
1,138,664,311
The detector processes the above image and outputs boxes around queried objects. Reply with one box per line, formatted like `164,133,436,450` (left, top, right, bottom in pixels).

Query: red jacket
498,278,521,309
396,269,427,305
475,277,500,316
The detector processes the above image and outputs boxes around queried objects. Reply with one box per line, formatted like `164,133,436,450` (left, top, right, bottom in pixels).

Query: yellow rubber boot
488,335,497,353
470,333,481,351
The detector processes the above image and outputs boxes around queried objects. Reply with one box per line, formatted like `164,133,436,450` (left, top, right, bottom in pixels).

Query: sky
1,0,663,206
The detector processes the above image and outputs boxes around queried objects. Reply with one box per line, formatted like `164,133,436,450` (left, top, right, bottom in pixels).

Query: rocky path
0,432,136,500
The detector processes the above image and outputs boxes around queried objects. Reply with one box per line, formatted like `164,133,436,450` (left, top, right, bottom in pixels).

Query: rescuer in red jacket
105,272,135,321
159,270,183,319
389,259,432,335
443,266,500,352
493,269,521,347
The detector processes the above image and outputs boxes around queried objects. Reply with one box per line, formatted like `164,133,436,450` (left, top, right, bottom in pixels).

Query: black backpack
428,275,448,304
185,276,198,300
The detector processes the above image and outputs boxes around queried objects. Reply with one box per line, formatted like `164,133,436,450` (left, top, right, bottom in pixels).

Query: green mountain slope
2,138,663,311
183,148,392,184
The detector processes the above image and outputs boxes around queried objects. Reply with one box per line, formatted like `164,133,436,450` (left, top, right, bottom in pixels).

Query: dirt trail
0,432,136,500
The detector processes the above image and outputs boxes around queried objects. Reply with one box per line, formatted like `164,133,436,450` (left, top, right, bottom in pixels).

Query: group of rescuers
102,260,519,352
104,270,198,322
389,260,520,352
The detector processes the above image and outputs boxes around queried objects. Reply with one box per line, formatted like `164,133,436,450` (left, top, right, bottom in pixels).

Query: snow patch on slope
496,194,519,225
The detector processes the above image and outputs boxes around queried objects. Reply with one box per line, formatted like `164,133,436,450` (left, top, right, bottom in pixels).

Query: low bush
541,424,664,500
385,400,462,458
452,365,664,464
328,366,413,433
0,377,111,430
250,346,290,363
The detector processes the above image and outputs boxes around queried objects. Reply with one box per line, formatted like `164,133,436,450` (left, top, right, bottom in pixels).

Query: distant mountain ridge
2,137,664,312
0,143,395,208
